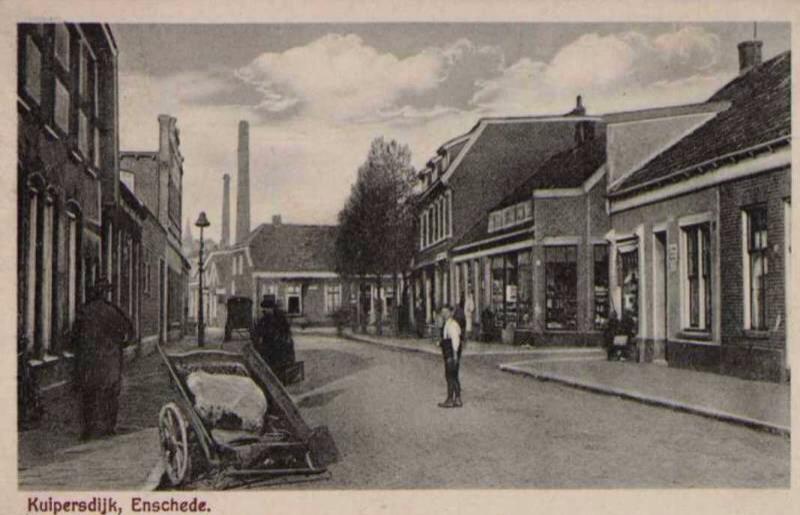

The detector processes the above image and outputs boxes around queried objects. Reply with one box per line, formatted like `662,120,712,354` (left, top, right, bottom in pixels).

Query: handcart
156,342,336,488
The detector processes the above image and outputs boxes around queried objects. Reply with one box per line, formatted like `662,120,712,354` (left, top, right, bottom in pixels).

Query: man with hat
254,294,294,372
72,277,133,440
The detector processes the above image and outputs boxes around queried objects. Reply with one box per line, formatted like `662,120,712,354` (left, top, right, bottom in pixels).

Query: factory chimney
221,174,231,247
236,121,251,243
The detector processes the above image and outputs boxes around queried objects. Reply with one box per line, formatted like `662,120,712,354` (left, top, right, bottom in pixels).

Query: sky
113,22,790,242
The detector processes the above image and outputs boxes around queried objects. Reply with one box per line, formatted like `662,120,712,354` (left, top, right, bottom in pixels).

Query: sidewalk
17,332,228,491
500,359,790,436
18,429,162,490
343,330,606,358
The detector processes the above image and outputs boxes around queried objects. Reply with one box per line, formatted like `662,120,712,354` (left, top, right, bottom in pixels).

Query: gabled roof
452,128,607,253
440,115,601,186
247,223,338,272
415,117,599,265
610,50,791,197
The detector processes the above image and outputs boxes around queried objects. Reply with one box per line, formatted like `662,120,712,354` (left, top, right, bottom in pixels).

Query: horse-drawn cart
156,342,336,488
224,296,254,342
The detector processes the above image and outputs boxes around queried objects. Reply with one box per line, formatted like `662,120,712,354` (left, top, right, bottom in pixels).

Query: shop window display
545,246,578,330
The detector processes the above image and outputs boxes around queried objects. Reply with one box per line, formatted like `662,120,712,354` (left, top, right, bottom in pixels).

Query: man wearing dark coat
72,278,133,440
254,295,295,371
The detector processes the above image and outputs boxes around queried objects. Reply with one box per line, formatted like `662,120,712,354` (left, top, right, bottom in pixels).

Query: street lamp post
195,212,210,347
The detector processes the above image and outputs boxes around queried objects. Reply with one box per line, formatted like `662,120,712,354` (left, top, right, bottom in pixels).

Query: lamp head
195,211,210,228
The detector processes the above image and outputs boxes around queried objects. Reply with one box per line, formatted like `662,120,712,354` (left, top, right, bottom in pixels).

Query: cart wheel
159,402,192,487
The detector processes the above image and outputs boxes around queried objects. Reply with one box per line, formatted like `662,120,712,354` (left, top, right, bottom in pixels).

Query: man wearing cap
72,277,133,440
437,305,463,408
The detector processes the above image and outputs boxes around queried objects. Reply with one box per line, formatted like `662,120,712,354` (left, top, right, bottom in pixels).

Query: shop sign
668,243,678,272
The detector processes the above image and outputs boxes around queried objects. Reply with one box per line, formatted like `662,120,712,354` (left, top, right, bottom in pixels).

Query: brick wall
718,167,790,381
139,213,165,341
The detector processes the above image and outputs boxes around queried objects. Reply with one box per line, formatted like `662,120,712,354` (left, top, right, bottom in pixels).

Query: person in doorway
464,288,476,338
72,277,133,440
437,305,463,408
414,297,425,338
454,294,467,352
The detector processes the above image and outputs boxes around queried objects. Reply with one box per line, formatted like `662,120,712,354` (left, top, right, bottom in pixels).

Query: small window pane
54,78,70,132
80,44,90,96
93,60,99,115
54,24,70,68
93,127,101,168
24,36,42,103
78,112,89,156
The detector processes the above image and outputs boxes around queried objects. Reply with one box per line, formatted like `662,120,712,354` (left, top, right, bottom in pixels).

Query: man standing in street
72,277,133,440
437,305,462,408
254,294,295,373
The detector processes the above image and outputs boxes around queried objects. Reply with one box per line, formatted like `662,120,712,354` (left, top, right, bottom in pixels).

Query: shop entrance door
653,231,668,363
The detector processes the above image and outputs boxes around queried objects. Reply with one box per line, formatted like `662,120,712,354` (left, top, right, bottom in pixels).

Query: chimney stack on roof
236,120,251,243
738,25,763,75
569,95,594,144
221,174,231,247
568,95,586,116
272,214,282,226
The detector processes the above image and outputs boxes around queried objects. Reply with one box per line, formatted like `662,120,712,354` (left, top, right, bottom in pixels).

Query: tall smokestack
221,174,231,247
236,120,251,243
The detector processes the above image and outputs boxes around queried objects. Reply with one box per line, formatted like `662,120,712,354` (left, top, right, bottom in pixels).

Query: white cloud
653,26,721,70
471,26,732,115
120,25,740,234
235,34,503,122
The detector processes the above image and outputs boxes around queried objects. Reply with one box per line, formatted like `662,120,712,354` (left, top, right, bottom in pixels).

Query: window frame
53,76,71,134
285,284,302,316
54,23,70,70
25,187,39,351
22,33,43,105
593,244,610,329
743,205,769,331
325,283,342,314
681,223,712,332
66,210,79,326
544,245,578,331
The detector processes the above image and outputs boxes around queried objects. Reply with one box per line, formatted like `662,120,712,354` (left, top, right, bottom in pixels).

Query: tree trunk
392,271,400,335
375,275,383,336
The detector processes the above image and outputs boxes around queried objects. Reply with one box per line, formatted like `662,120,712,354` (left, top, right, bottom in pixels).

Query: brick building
187,121,350,330
17,23,130,420
119,114,190,352
191,216,350,328
605,43,790,382
450,120,609,345
410,99,604,337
